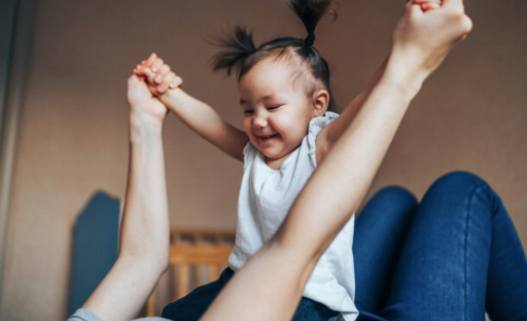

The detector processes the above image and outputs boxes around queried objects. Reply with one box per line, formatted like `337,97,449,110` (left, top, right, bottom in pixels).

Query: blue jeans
353,171,527,321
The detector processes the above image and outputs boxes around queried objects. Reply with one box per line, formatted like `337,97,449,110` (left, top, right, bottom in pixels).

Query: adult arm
80,75,170,321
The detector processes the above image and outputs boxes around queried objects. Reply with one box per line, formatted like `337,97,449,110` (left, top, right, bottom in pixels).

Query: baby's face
238,57,318,164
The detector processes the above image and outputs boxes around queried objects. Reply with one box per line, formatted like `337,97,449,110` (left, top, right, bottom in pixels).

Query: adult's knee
359,185,418,223
371,185,418,209
429,170,490,195
421,170,499,223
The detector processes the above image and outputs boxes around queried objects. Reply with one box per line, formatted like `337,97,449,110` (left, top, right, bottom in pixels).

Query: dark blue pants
354,171,527,321
161,266,338,321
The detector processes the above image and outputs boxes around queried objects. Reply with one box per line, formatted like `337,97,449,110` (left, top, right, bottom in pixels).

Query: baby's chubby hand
133,53,183,96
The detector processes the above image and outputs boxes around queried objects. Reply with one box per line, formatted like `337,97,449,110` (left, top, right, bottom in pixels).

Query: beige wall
1,0,526,320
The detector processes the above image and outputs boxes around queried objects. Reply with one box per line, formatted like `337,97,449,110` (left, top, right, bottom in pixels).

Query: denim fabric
353,171,527,321
161,268,234,321
161,268,338,321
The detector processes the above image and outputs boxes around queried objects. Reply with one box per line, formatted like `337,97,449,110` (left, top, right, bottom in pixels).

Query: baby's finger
156,73,174,94
151,57,164,73
411,0,441,12
412,0,441,4
137,64,158,84
154,64,171,84
421,2,440,11
157,81,170,94
168,74,183,89
159,73,181,91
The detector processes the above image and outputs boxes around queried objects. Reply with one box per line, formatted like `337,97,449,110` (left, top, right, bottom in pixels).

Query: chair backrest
68,192,120,316
145,229,235,316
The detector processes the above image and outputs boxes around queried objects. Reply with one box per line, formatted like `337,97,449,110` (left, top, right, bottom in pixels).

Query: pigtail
210,26,257,77
287,0,337,47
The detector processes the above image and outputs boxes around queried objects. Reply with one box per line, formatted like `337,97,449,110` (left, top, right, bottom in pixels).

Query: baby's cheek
241,119,251,133
283,124,308,147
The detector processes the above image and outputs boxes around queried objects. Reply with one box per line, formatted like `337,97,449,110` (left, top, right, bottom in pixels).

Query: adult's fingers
147,81,162,96
128,74,140,86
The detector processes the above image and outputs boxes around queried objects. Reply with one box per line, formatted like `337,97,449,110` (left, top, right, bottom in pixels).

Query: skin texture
79,0,471,320
82,76,170,321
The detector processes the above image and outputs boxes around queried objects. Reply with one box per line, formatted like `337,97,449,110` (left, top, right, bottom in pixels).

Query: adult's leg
484,182,527,320
380,171,527,321
353,186,419,313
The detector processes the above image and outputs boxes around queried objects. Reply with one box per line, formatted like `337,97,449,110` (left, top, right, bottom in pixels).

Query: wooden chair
145,229,235,316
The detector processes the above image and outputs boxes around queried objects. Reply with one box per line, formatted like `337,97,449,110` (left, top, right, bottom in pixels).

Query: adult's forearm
83,114,170,321
281,55,423,267
121,113,169,268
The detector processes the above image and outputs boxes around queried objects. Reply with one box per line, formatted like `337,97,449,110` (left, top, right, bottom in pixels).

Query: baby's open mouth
258,133,279,140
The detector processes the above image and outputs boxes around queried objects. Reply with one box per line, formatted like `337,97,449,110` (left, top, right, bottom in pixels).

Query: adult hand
390,0,473,81
127,73,168,127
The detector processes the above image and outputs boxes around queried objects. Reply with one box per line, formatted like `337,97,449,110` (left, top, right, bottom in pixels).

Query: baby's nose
252,113,268,128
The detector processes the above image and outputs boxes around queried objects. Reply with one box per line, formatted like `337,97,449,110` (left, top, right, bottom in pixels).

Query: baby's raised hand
133,53,183,96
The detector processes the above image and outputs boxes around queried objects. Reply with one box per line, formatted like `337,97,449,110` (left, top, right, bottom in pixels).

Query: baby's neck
265,156,287,170
264,146,299,170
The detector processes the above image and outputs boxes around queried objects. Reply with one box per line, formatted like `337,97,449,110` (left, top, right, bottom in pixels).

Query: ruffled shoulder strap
306,111,340,167
242,142,258,170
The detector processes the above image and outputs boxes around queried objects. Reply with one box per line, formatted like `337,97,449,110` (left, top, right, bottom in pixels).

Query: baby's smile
255,132,280,143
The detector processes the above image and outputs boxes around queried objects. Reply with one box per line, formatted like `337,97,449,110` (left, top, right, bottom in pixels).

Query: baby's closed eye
267,104,283,111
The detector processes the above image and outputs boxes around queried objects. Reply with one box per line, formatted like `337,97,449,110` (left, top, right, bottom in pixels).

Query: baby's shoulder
308,111,340,136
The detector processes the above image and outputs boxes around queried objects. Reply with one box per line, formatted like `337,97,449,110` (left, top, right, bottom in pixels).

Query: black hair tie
304,32,316,47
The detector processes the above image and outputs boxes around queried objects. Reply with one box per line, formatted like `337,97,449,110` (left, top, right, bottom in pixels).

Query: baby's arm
136,54,249,161
316,0,441,161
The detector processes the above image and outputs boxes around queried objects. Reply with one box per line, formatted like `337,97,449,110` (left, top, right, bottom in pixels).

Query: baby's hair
210,0,338,111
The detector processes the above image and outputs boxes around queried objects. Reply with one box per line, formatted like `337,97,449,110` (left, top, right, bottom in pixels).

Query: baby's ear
312,89,330,116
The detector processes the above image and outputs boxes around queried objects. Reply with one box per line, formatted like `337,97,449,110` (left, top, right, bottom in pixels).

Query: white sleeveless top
229,111,358,321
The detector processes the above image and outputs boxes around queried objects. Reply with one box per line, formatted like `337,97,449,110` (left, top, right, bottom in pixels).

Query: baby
133,0,441,320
